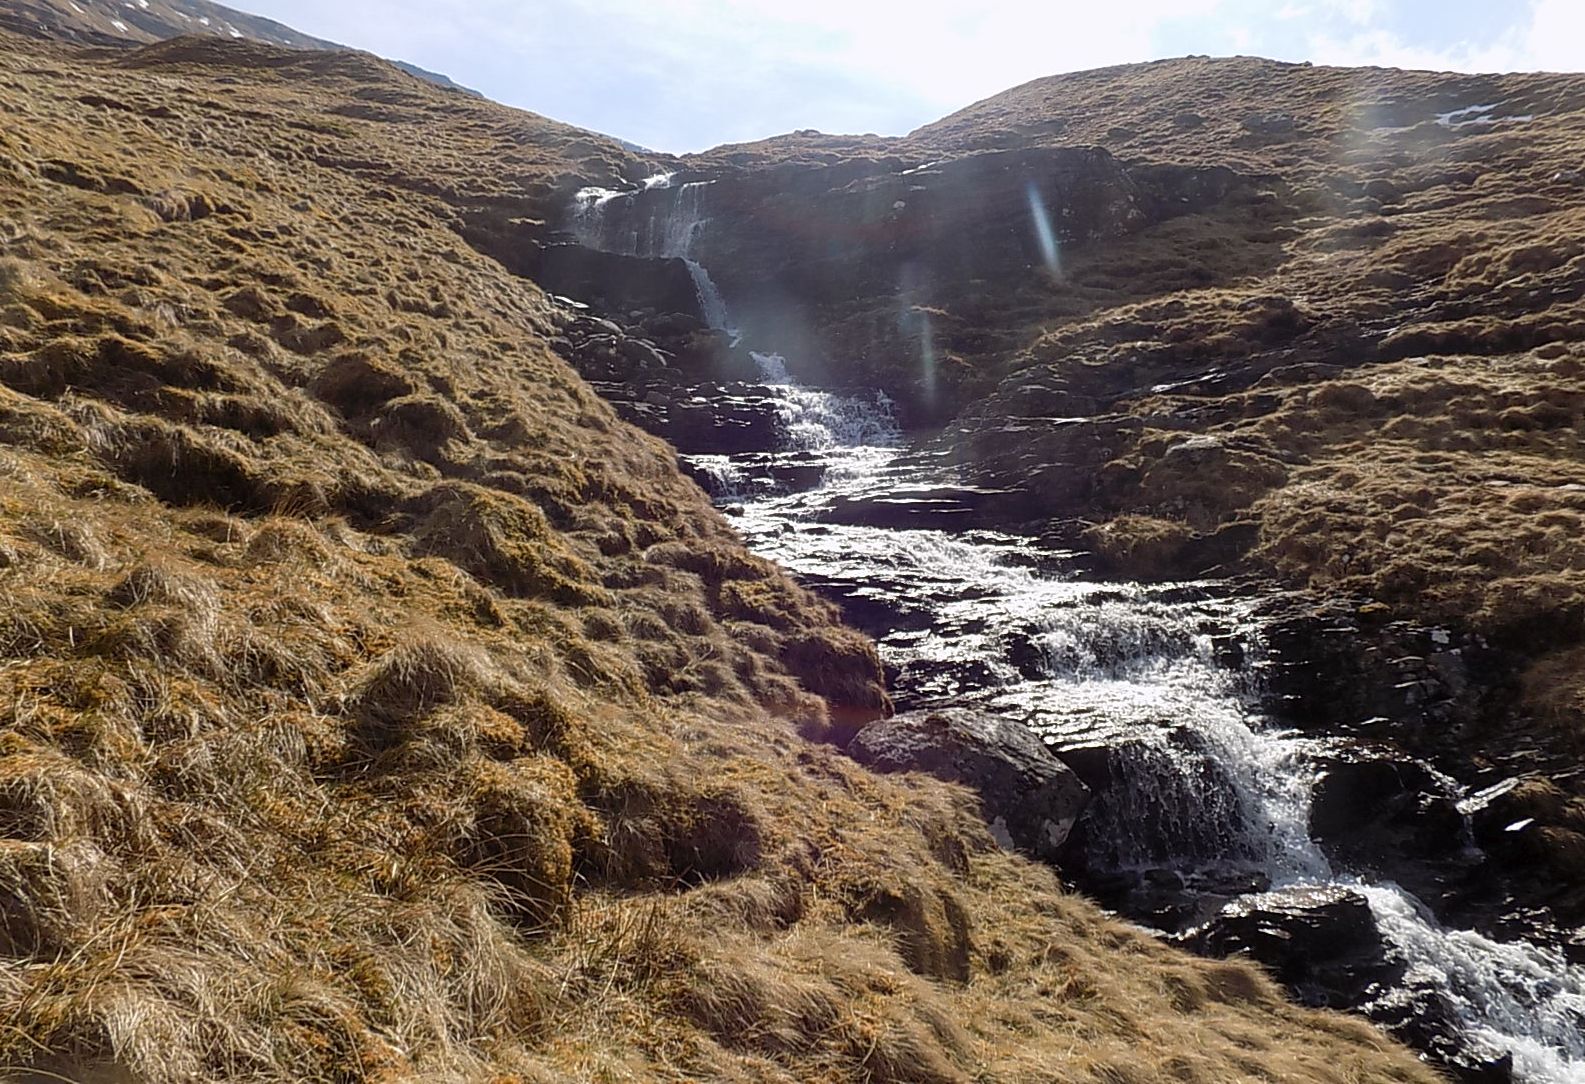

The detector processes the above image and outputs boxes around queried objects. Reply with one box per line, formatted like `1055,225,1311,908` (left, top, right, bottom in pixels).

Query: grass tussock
0,26,1440,1084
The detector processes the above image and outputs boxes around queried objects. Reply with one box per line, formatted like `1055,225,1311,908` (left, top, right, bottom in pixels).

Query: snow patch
1436,103,1535,129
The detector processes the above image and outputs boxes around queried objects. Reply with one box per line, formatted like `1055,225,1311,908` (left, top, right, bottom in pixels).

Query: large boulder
848,709,1088,862
1309,746,1467,872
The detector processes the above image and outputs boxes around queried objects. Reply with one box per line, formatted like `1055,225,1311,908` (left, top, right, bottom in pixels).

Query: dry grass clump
408,483,607,607
1081,514,1195,575
0,25,1441,1084
1247,352,1585,637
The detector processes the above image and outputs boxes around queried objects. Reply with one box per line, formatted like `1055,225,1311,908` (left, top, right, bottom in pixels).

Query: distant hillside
0,0,479,94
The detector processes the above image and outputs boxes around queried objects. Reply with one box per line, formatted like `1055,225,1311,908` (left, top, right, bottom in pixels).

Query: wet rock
1255,594,1515,753
1370,982,1518,1084
817,485,1028,530
662,392,782,455
1183,885,1399,1008
1464,776,1585,920
848,709,1089,861
799,574,936,638
464,209,704,320
1053,727,1257,872
1308,746,1468,874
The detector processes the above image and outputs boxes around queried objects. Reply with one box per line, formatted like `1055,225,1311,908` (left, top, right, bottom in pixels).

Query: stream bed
563,175,1585,1082
686,365,1585,1084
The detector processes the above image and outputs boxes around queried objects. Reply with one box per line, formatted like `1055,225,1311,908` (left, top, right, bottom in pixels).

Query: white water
700,366,1585,1082
570,180,738,339
750,352,900,451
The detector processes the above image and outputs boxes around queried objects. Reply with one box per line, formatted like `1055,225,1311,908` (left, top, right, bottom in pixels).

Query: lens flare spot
1026,180,1061,278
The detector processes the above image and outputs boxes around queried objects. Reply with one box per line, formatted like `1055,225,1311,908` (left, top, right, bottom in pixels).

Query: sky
236,0,1585,153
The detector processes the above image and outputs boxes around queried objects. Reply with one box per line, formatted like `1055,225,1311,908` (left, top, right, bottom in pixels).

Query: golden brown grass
0,25,1447,1084
925,66,1585,760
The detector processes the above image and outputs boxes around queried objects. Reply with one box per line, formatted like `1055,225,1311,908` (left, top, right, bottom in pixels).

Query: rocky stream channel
543,176,1585,1083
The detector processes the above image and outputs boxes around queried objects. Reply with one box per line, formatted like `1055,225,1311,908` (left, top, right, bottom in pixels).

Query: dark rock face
847,709,1089,861
545,311,785,455
549,150,1264,423
1054,728,1258,873
693,147,1143,309
1256,596,1516,753
1308,748,1468,875
1184,886,1394,1007
1049,727,1272,932
460,210,707,322
1253,594,1585,938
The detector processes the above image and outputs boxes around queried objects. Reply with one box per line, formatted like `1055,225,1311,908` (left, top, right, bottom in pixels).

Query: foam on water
1364,886,1585,1082
750,352,900,451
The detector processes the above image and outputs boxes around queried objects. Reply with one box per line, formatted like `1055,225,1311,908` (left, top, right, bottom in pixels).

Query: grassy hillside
0,27,1446,1084
909,60,1585,755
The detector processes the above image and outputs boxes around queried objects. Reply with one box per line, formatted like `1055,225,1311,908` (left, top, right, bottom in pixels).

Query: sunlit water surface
686,368,1585,1083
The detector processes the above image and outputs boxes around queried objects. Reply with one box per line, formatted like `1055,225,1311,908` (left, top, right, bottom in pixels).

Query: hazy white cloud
234,0,1585,151
1523,0,1585,71
1302,0,1585,73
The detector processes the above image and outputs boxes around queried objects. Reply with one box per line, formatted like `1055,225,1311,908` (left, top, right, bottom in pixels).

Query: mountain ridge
0,0,479,94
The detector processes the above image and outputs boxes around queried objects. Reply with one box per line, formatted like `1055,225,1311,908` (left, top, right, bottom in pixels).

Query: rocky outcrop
1184,886,1394,1008
1184,888,1519,1082
1308,749,1468,877
847,709,1089,861
544,309,784,454
550,150,1270,423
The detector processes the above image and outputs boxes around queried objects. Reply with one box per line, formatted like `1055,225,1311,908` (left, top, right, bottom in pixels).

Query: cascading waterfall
692,358,1585,1082
750,352,899,451
571,175,736,337
1029,594,1585,1080
1364,888,1585,1083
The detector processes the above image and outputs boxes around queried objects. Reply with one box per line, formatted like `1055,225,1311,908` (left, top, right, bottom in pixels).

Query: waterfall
1026,598,1585,1082
1024,595,1585,1080
687,259,731,331
750,352,899,450
569,178,737,338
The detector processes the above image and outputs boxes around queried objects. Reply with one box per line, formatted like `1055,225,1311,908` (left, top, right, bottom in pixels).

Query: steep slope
914,61,1585,774
0,28,1440,1084
909,55,1574,169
